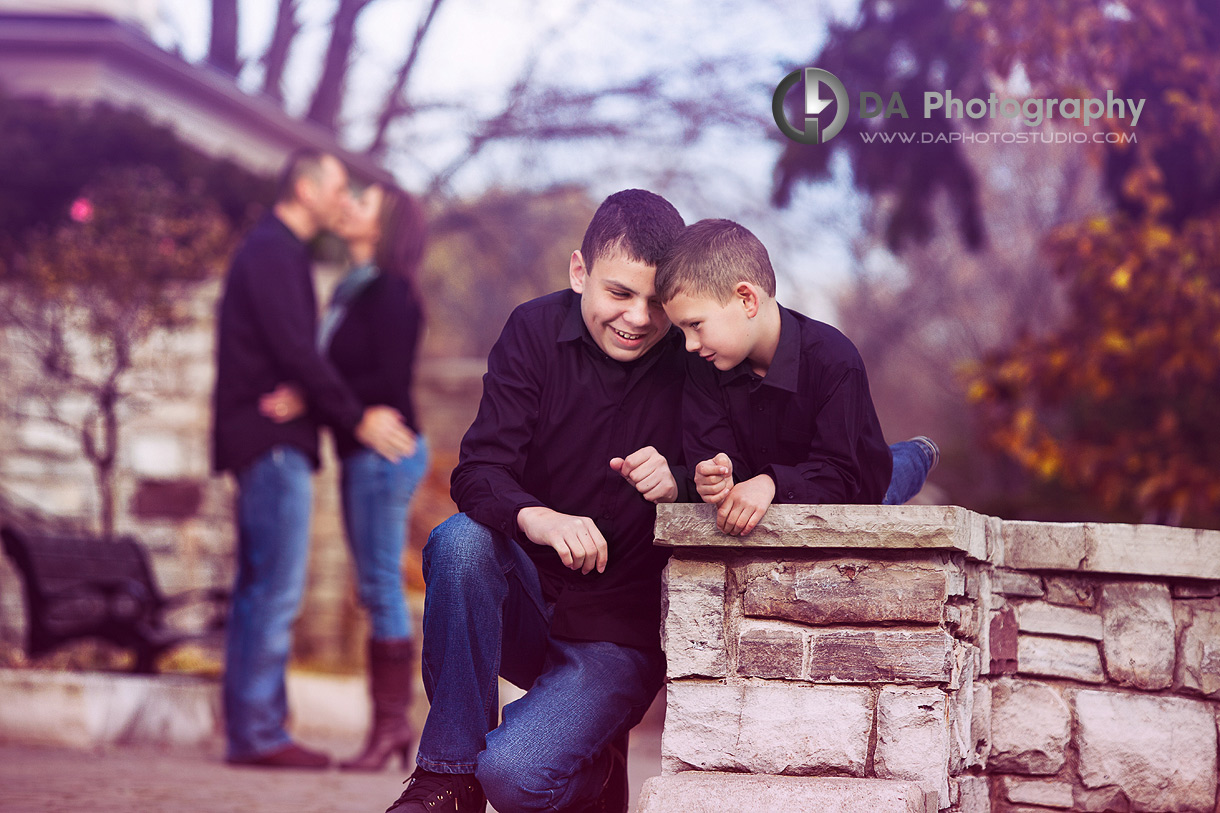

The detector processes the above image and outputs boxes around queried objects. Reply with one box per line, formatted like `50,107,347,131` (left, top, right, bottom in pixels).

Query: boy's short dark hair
580,189,685,273
655,219,777,303
275,149,331,204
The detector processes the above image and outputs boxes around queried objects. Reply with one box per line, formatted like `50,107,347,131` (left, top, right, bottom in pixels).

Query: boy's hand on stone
517,506,609,574
695,453,734,506
716,474,775,536
610,446,678,504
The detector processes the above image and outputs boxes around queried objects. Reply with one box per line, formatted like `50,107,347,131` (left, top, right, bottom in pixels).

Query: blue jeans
418,513,664,812
224,445,313,760
883,440,936,505
340,437,430,641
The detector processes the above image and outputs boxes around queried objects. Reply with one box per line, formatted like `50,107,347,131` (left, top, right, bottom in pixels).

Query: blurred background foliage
775,0,1220,528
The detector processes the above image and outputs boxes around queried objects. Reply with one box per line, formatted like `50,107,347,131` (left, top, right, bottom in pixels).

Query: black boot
341,638,416,771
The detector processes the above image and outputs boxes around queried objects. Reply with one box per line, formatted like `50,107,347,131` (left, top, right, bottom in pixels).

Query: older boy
656,218,937,536
384,190,687,813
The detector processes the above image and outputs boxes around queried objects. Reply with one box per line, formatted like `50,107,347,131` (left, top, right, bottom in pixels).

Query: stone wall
640,504,1220,813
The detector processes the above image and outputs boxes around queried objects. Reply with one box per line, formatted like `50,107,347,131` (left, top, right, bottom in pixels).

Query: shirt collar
720,304,801,393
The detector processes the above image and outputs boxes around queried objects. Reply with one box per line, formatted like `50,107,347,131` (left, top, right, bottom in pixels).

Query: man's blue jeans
223,445,313,761
883,440,936,505
340,437,430,641
418,513,664,812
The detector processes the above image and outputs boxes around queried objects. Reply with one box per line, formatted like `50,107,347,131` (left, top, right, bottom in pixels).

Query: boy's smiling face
664,289,755,372
570,249,670,362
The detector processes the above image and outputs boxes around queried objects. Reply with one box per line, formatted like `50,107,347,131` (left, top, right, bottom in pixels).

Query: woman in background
263,183,429,771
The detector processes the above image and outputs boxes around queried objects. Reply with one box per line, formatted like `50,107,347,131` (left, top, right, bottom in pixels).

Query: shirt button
787,492,796,500
757,405,764,412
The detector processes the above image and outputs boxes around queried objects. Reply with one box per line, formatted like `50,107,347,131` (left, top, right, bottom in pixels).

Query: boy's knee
476,744,553,813
422,513,500,586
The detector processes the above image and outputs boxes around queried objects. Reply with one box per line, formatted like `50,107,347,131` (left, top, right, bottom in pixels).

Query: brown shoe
227,742,331,770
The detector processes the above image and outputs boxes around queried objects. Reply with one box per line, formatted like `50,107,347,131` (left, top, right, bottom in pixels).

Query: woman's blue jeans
224,445,313,761
417,513,664,813
340,437,430,641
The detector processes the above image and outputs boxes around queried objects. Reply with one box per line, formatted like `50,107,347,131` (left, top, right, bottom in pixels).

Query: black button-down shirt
212,214,363,473
451,290,688,649
683,305,891,504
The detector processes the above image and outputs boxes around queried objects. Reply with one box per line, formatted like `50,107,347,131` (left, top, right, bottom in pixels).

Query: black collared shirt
212,214,363,474
683,305,891,504
451,289,688,649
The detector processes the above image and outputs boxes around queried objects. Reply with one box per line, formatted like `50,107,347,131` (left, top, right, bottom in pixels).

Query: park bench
1,525,228,673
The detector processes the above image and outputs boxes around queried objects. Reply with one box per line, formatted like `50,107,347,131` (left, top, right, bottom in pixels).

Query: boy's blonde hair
655,219,776,303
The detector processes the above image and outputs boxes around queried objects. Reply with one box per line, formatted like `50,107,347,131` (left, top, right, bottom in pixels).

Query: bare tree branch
306,0,377,132
366,0,449,159
261,0,301,102
207,0,241,76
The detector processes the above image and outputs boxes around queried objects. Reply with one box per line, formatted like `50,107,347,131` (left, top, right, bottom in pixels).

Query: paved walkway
0,709,663,813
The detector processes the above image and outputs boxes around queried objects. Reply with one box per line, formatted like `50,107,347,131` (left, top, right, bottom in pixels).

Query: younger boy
656,218,937,536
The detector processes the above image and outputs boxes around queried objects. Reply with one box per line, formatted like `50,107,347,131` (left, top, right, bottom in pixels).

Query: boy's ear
569,250,588,294
736,282,761,318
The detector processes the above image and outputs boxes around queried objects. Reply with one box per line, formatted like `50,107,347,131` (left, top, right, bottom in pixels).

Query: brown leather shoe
227,742,331,770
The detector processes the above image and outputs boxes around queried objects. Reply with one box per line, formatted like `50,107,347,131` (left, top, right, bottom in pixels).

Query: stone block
1016,601,1103,640
740,558,951,625
1100,581,1175,690
954,776,991,813
1017,634,1104,683
874,686,950,808
1044,575,1098,607
949,665,977,770
637,773,938,813
1001,776,1074,809
655,503,984,557
807,628,954,683
989,607,1018,675
988,679,1070,774
662,681,873,775
1002,520,1220,581
993,569,1044,597
1076,690,1218,813
661,558,727,678
1174,598,1220,696
970,681,991,769
737,621,804,680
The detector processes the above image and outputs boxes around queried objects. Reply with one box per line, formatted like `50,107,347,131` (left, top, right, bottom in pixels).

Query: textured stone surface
970,681,991,770
1076,690,1218,813
989,607,1018,675
1172,581,1220,599
1100,581,1175,689
661,558,727,678
1002,520,1220,580
1044,575,1098,607
740,558,951,625
637,773,937,813
949,665,977,770
988,679,1070,774
662,682,873,775
874,687,950,808
954,776,991,813
1001,777,1074,808
1017,634,1104,682
655,503,985,557
1174,598,1220,696
1016,601,1103,640
737,621,804,680
807,628,954,683
993,569,1044,597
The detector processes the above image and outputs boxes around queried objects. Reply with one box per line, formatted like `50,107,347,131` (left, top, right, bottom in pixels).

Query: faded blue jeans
224,445,313,761
417,513,663,812
340,437,430,641
883,439,937,505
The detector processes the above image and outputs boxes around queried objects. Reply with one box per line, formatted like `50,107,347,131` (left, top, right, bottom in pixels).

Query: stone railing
637,504,1220,813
